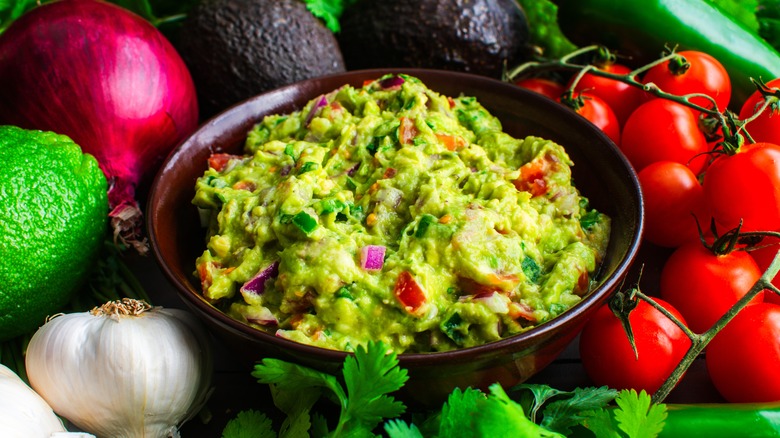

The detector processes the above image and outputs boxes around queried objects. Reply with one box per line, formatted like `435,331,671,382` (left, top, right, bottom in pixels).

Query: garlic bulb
0,363,66,437
25,299,213,438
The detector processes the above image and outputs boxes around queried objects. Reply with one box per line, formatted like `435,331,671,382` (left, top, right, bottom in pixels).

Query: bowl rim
147,67,644,364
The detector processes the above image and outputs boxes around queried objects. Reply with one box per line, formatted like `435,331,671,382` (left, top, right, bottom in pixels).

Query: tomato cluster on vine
515,48,780,403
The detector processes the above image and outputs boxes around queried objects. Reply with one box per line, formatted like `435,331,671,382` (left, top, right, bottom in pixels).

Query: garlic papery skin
0,364,66,437
25,299,213,438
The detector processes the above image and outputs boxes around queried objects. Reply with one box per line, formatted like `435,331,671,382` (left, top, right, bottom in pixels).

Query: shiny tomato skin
702,142,780,233
643,50,731,111
749,235,780,305
739,78,780,145
706,302,780,403
561,93,621,145
660,242,765,333
638,161,710,248
569,63,645,127
515,77,565,100
620,99,709,173
579,298,691,394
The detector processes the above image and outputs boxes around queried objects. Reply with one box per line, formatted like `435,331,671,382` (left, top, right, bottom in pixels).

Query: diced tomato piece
447,97,456,108
395,271,426,314
208,153,242,172
509,302,537,322
436,133,467,151
399,117,418,145
513,156,551,197
383,167,397,179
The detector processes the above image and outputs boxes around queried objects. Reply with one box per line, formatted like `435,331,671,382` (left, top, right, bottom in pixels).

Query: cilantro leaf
337,341,408,434
580,408,623,438
438,387,487,436
613,389,667,438
221,410,276,438
384,419,424,438
252,357,345,400
270,384,321,438
302,0,357,33
474,384,564,437
541,386,618,435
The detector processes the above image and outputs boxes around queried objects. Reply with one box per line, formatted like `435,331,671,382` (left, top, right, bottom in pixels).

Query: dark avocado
175,0,346,119
337,0,530,78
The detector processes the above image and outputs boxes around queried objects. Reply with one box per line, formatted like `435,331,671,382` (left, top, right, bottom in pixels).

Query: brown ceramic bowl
147,69,643,407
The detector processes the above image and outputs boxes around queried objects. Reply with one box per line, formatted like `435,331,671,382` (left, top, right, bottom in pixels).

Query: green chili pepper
553,0,780,107
515,0,577,59
292,211,317,235
660,402,780,437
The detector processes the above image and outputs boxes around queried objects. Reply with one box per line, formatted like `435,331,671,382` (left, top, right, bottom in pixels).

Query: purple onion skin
241,261,280,295
0,0,198,252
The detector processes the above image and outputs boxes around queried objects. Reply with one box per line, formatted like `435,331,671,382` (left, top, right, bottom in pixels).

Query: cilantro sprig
221,343,670,438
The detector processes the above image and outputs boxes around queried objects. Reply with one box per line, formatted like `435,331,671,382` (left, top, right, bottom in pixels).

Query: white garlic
25,299,213,438
0,363,66,438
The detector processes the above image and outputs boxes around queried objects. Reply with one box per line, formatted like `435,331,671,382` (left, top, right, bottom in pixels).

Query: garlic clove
0,364,66,438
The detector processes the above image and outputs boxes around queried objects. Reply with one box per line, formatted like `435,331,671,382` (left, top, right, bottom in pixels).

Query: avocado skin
337,0,530,78
176,0,346,119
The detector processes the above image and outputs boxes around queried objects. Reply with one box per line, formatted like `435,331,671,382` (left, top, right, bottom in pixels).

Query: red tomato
749,235,780,305
620,99,709,173
739,78,780,145
642,50,731,111
706,302,780,402
638,161,710,248
561,93,621,145
394,271,426,314
579,298,691,394
569,63,645,127
702,142,780,232
515,77,565,100
660,241,765,333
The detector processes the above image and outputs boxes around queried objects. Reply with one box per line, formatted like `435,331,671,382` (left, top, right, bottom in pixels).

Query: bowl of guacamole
148,69,642,406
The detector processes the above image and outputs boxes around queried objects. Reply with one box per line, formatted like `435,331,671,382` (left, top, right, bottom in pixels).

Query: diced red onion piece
304,95,328,126
360,245,386,271
240,260,280,295
379,76,405,89
245,306,278,327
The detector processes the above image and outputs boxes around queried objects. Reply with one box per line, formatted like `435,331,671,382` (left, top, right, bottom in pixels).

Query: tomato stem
505,45,779,157
640,247,780,403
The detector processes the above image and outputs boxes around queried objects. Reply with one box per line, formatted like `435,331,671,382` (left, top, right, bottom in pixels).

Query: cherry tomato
706,302,780,403
561,92,620,145
579,298,691,394
638,161,710,248
569,62,645,126
642,50,731,111
515,77,565,100
739,78,780,148
660,241,764,333
702,142,780,232
620,99,709,173
749,235,780,305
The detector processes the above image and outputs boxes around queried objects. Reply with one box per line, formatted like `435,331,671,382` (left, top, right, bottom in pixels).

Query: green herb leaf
437,387,486,436
613,389,667,438
221,410,276,438
337,341,408,433
252,358,345,399
474,384,564,437
541,386,619,435
270,384,321,438
384,419,424,438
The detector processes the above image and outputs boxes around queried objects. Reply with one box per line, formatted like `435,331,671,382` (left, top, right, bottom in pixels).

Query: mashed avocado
192,74,610,353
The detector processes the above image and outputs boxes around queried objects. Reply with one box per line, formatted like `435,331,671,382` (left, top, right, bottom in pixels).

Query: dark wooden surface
126,241,725,437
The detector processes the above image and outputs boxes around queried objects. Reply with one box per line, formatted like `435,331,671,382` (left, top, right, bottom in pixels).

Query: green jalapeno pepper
661,402,780,437
553,0,780,108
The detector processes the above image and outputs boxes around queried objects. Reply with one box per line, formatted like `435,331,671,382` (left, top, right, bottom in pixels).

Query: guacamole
192,74,611,353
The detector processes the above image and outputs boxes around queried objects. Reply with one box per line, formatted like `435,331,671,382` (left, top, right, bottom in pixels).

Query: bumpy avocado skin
337,0,530,78
176,0,346,118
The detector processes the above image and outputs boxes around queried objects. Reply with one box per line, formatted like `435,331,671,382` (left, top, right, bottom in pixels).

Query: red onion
240,261,280,295
379,75,405,89
360,245,386,271
0,0,198,254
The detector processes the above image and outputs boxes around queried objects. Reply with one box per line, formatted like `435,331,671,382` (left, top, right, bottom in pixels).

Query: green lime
0,125,108,341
